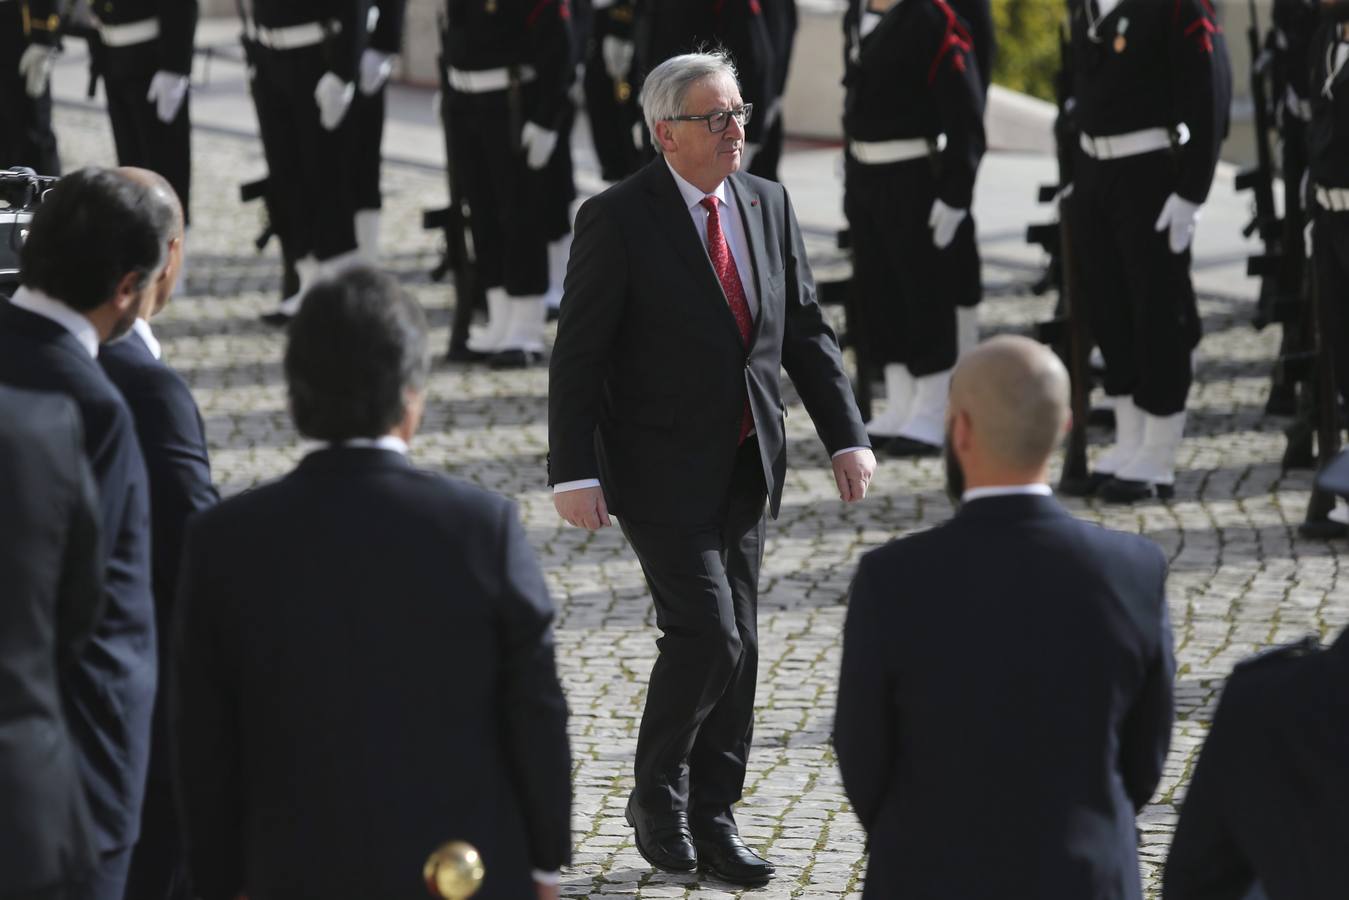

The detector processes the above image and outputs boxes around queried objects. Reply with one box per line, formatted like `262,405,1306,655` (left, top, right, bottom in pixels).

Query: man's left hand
832,448,876,502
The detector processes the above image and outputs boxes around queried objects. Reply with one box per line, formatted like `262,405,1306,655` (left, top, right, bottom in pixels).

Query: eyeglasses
665,103,754,134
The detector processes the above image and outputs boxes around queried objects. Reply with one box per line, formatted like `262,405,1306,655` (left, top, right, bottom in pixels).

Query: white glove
18,44,56,99
928,198,968,250
314,72,355,130
521,121,559,170
602,35,634,82
359,48,394,96
1305,219,1315,259
1153,193,1201,254
146,70,189,123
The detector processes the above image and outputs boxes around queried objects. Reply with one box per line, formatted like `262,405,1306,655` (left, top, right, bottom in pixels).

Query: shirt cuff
553,478,601,493
532,869,561,885
832,446,870,459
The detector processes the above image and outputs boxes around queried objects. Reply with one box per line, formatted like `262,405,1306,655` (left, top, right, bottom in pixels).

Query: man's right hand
554,486,611,530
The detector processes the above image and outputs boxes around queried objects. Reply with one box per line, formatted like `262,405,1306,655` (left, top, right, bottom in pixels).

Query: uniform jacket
0,301,157,855
1069,0,1232,204
842,0,986,209
0,386,103,896
835,493,1175,900
17,0,61,47
547,158,868,526
1163,630,1349,900
367,0,407,54
88,0,199,74
1307,19,1349,189
173,448,572,900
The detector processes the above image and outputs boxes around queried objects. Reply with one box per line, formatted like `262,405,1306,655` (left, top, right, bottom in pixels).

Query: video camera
1,167,60,298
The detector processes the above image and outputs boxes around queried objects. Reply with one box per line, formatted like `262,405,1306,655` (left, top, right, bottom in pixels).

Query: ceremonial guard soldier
1,0,61,174
1065,0,1230,502
842,0,985,456
89,0,198,223
541,0,584,318
448,0,573,367
583,0,642,182
350,0,407,262
746,0,796,182
253,0,366,323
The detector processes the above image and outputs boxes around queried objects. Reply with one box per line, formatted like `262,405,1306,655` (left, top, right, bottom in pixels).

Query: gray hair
639,50,740,155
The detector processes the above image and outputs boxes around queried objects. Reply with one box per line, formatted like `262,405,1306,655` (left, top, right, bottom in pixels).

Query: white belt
252,20,339,51
1079,126,1178,160
447,65,537,94
97,17,160,47
1317,185,1349,212
848,134,946,165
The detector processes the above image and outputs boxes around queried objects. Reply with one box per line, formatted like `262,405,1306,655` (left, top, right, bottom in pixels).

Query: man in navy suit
834,335,1175,899
0,167,176,900
100,168,218,900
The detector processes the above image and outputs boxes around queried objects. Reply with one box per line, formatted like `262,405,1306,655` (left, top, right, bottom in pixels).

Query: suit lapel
727,174,770,346
643,160,750,348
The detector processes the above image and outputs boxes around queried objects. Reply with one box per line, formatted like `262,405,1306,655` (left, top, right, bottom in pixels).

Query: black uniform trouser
250,44,356,262
747,109,784,182
1072,149,1201,416
542,100,576,243
1313,206,1349,406
582,58,640,182
448,90,548,296
351,85,384,211
100,43,192,225
619,437,767,834
843,153,979,375
0,7,59,175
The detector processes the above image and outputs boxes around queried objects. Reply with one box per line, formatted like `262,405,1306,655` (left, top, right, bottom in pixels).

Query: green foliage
991,0,1067,101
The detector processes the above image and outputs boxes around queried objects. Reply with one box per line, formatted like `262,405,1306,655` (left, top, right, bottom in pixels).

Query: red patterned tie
700,196,755,444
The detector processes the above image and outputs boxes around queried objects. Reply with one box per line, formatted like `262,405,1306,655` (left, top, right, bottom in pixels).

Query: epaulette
1233,633,1323,672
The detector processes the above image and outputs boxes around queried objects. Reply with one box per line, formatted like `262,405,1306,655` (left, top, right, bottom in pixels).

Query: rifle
422,5,486,361
1236,0,1286,331
1298,207,1345,537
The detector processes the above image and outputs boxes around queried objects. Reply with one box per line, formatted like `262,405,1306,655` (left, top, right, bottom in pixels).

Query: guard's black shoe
1099,477,1175,503
1058,470,1112,497
259,309,293,327
694,832,774,887
625,801,697,873
488,348,543,369
445,343,490,363
885,435,940,458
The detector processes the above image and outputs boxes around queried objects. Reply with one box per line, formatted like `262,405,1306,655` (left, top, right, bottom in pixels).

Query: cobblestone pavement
50,102,1348,899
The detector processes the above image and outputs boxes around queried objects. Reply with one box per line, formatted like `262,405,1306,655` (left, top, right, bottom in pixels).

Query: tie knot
700,196,719,215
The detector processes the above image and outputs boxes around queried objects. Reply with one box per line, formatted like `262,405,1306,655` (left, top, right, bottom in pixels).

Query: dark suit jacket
1163,630,1349,900
0,301,157,855
548,159,867,525
174,448,572,900
835,494,1174,900
0,386,103,895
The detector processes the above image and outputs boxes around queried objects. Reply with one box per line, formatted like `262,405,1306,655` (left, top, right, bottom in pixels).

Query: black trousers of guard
747,110,784,182
448,88,549,296
100,42,192,224
250,44,356,262
351,84,384,211
619,436,767,835
541,99,575,243
1313,206,1349,405
1071,149,1201,416
0,7,59,175
843,153,980,375
581,53,640,182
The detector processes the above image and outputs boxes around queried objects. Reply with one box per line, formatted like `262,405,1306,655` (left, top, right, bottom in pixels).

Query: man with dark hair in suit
0,166,172,900
174,267,572,900
835,335,1175,899
99,167,217,900
0,386,104,900
548,50,874,886
1163,627,1349,900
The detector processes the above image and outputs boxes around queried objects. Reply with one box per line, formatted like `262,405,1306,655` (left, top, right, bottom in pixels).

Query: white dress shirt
8,285,100,358
130,317,162,360
961,483,1053,503
329,435,410,454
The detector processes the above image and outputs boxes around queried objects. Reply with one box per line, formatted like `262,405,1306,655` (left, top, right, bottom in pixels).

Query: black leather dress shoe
694,832,774,886
489,348,544,369
1098,477,1175,503
625,801,697,872
885,435,941,458
1058,470,1112,497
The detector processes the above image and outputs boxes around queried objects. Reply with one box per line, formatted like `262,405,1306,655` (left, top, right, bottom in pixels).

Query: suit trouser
0,7,59,175
843,153,978,374
250,44,356,263
351,85,385,212
122,771,187,900
100,43,192,225
619,437,767,834
66,846,132,900
1071,149,1201,416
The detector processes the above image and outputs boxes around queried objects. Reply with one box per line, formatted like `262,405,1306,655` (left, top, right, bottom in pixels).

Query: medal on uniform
1114,17,1129,54
486,0,496,12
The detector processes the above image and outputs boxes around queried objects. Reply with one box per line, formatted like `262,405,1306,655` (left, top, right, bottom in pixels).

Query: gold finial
424,841,485,899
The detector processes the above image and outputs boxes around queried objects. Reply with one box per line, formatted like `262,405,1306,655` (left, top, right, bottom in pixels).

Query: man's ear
952,408,974,452
654,121,677,155
112,270,144,314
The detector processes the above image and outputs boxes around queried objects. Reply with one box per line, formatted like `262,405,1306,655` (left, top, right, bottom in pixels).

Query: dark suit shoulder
0,384,82,450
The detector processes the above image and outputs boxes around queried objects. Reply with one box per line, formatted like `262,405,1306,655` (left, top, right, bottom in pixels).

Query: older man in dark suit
548,51,874,886
0,386,104,900
100,167,217,900
174,268,571,900
0,167,172,900
834,335,1175,899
